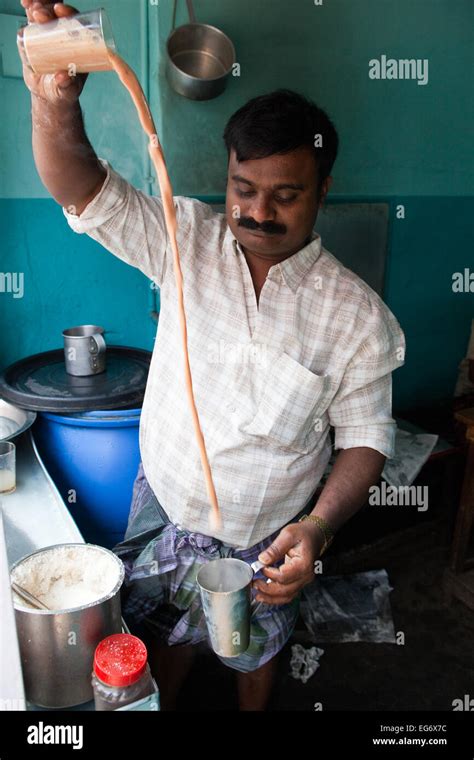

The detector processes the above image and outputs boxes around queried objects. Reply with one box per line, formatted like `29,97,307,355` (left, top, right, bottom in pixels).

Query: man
21,0,405,711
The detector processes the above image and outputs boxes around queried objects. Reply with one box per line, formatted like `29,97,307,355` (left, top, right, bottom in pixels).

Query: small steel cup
63,325,106,377
197,557,261,658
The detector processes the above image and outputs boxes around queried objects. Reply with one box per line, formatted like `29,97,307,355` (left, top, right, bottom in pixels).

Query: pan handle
172,0,196,31
186,0,196,23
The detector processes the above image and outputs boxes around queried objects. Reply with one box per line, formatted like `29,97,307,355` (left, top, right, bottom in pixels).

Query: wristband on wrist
299,514,336,556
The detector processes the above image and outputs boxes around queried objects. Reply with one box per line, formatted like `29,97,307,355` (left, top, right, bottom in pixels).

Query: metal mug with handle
196,557,273,658
63,325,107,377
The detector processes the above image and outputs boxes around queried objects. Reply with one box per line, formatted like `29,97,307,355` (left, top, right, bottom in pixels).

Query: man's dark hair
223,89,339,196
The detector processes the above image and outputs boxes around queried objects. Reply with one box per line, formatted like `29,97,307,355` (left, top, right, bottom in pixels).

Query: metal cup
63,325,107,377
197,557,264,658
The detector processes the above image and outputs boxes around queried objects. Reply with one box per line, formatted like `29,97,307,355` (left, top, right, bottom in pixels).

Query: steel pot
11,543,124,708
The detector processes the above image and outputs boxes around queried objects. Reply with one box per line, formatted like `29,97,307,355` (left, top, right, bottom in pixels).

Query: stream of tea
107,50,221,531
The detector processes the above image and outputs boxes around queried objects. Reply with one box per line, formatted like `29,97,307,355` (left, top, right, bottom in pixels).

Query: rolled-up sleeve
328,307,406,459
63,159,172,286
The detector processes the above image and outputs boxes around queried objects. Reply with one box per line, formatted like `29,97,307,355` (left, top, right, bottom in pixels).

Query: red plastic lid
93,634,148,687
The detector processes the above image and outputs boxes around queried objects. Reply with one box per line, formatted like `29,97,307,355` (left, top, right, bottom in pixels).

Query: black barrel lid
0,346,151,412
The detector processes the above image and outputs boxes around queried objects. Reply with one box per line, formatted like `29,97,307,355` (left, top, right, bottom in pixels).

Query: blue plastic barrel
33,409,141,549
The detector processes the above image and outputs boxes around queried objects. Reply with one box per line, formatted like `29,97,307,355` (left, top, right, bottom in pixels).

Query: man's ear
318,176,333,208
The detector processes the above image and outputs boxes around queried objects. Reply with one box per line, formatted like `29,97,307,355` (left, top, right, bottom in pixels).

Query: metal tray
0,399,36,442
2,431,83,568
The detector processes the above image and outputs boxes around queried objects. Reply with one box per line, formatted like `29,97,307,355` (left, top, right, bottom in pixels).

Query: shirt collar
225,228,322,293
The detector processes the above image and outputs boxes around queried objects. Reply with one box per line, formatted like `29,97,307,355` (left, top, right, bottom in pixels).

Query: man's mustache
238,217,286,235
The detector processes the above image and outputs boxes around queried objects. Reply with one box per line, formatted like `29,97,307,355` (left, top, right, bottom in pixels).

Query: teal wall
0,0,159,365
156,0,473,197
0,0,473,412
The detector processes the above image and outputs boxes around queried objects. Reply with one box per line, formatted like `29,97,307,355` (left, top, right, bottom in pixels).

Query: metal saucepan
166,0,236,100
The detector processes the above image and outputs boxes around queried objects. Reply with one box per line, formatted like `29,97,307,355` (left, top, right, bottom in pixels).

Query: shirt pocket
241,352,333,455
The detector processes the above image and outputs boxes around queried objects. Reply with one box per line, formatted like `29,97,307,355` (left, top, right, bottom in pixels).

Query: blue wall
1,0,473,411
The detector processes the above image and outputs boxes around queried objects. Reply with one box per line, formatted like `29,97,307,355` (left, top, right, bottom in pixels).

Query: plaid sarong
113,464,314,673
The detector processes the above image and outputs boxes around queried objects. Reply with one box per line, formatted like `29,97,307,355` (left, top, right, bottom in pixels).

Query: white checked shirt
64,160,406,549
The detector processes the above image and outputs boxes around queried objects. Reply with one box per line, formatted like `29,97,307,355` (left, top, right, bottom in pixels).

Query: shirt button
227,403,236,413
